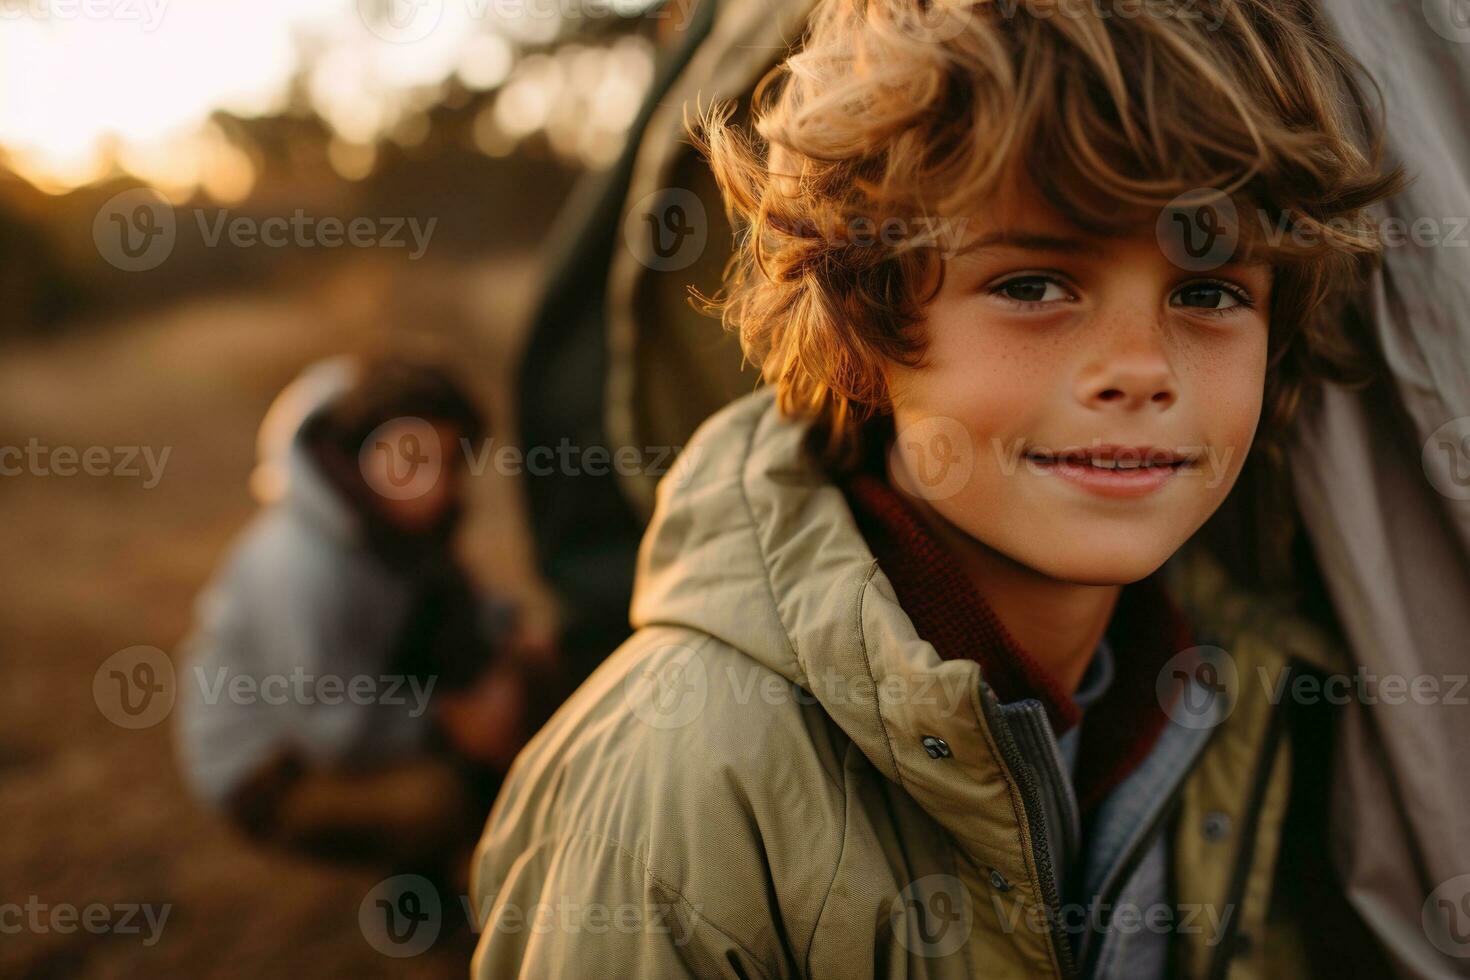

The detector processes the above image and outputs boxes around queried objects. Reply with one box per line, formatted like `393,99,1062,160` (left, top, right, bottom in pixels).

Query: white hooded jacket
173,358,435,806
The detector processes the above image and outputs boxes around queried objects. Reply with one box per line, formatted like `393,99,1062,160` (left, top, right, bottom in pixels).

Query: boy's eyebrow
952,229,1274,274
952,230,1096,258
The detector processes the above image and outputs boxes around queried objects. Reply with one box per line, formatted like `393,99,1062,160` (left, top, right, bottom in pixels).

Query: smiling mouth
1022,446,1196,498
1023,447,1197,470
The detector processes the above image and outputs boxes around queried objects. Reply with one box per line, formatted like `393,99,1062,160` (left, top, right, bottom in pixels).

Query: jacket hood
631,389,882,695
248,355,361,539
631,390,1026,861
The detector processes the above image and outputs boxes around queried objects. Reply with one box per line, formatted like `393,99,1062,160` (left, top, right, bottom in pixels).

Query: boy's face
883,189,1271,585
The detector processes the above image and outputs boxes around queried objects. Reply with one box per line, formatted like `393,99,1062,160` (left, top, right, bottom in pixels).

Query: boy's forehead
953,187,1148,254
948,189,1271,272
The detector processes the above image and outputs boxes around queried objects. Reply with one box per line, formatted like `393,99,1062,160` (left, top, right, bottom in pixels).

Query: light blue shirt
996,633,1219,978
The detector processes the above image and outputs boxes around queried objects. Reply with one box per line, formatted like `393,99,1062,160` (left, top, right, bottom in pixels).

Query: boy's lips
1023,444,1199,498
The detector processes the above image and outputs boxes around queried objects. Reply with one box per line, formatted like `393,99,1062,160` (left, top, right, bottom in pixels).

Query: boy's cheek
1200,381,1267,490
891,371,1042,463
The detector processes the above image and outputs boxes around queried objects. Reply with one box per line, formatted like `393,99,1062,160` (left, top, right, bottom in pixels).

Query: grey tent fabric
1292,2,1470,976
604,0,818,516
511,0,720,663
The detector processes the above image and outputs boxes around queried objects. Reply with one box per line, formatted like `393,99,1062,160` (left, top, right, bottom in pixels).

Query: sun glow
0,0,657,193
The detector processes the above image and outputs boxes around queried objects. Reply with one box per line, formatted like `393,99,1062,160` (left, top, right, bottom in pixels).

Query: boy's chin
1018,535,1180,587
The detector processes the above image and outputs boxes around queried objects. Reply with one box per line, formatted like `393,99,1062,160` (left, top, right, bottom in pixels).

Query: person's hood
248,355,362,540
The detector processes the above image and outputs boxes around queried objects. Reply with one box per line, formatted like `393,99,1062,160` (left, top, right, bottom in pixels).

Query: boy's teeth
1088,457,1151,469
1029,451,1173,469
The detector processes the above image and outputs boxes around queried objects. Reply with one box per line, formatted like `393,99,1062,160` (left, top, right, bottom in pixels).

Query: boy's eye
991,275,1070,304
1172,281,1248,312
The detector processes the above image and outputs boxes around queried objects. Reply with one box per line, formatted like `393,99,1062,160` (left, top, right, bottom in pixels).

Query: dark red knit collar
838,468,1194,811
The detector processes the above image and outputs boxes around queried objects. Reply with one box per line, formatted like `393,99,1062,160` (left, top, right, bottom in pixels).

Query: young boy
176,355,527,873
470,0,1402,976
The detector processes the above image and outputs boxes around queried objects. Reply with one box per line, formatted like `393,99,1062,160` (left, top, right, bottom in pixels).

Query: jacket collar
837,467,1185,812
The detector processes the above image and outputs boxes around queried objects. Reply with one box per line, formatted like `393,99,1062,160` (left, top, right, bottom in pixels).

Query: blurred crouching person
174,354,530,878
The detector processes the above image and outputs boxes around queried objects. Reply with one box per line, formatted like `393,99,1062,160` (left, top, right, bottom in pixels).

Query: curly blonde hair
689,0,1405,471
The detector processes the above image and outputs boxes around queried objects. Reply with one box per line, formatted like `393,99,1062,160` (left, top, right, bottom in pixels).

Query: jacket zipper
1076,738,1208,975
983,688,1081,980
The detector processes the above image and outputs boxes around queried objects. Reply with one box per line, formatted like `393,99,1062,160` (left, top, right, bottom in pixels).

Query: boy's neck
887,460,1120,696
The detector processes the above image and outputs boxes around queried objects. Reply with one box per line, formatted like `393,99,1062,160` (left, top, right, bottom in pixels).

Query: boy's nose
1085,362,1177,410
1078,333,1178,412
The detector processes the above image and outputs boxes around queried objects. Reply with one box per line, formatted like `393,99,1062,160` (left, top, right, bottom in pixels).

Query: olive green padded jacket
471,391,1345,979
